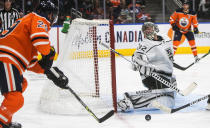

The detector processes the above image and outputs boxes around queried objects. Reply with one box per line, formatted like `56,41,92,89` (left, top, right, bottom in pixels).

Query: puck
145,114,151,121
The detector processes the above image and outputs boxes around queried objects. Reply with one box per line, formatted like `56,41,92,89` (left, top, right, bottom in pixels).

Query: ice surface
8,54,210,128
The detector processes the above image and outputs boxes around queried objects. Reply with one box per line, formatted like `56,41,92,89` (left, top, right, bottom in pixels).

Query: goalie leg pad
123,89,176,111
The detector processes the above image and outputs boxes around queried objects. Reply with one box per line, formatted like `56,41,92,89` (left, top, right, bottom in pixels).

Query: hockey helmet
36,0,59,25
182,0,190,5
142,22,159,40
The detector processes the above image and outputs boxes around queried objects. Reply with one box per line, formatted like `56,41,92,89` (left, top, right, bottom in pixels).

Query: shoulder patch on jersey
37,20,48,32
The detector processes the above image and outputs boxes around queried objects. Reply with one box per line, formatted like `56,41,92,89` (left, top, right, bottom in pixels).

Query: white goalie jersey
133,35,174,79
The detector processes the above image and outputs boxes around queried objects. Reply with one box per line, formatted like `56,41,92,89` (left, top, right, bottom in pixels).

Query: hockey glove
38,46,55,70
131,62,139,71
193,27,199,34
139,64,155,76
45,67,69,89
172,23,179,32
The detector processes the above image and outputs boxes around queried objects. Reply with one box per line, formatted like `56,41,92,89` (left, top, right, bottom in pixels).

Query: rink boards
49,23,210,58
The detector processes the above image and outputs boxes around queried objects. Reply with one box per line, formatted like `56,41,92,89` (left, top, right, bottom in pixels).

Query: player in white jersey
118,22,177,112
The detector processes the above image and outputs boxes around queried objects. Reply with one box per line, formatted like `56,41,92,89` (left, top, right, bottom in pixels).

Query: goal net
39,18,117,115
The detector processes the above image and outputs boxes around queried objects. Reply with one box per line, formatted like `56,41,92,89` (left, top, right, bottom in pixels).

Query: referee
0,0,20,33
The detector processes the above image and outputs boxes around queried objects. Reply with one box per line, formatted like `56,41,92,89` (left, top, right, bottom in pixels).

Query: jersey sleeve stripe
0,54,24,74
0,50,27,69
0,114,8,123
27,61,38,69
0,45,29,65
31,36,49,42
30,59,38,63
30,32,49,39
32,56,38,60
33,41,49,46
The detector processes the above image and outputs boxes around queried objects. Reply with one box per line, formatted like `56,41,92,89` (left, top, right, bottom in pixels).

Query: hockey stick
67,87,114,123
152,94,210,113
49,67,114,123
173,49,210,71
99,41,197,96
151,73,197,96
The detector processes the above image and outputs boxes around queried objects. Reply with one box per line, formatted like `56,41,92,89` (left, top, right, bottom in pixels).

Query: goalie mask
142,22,159,40
36,0,59,25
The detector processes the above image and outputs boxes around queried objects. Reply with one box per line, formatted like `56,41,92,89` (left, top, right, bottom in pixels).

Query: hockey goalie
117,22,177,112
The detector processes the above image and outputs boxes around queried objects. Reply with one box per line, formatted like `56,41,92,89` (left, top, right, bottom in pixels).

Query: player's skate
194,55,200,63
0,121,21,128
206,98,210,110
117,93,133,112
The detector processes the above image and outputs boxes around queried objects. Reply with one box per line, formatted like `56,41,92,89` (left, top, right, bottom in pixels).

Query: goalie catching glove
45,67,69,89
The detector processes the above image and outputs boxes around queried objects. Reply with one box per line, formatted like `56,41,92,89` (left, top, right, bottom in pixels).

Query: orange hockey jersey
0,12,51,75
169,8,198,33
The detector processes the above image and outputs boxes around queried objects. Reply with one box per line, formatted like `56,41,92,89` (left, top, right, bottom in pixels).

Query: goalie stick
49,67,114,123
99,41,197,96
173,50,210,71
152,94,210,113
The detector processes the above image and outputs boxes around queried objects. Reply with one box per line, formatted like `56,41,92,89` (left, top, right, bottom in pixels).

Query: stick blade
173,63,187,70
98,110,114,123
151,100,172,113
181,82,197,96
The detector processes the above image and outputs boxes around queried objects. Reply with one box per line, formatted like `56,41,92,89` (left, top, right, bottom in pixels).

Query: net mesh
39,18,115,115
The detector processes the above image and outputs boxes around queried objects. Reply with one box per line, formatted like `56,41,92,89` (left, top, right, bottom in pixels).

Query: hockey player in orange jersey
170,1,200,62
0,0,69,128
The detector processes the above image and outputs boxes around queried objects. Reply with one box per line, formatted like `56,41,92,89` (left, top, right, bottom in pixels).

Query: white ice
8,54,210,128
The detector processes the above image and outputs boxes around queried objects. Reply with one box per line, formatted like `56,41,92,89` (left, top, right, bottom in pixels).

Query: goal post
39,18,117,115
